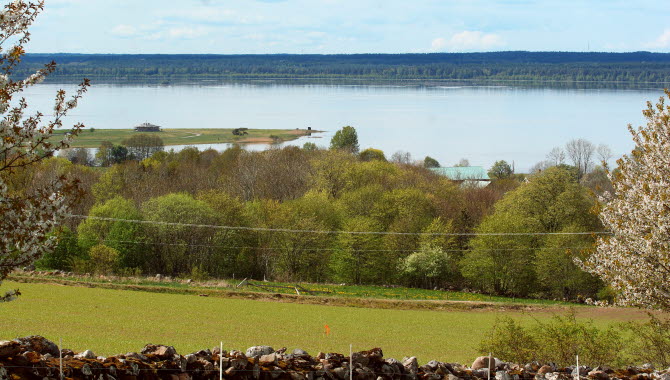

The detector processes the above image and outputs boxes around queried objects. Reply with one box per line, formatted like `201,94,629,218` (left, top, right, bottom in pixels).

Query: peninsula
50,128,322,148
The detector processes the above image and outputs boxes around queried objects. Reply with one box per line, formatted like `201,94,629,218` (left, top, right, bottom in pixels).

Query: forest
6,131,614,302
15,51,670,83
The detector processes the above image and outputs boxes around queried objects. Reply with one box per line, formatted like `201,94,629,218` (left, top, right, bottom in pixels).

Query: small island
50,127,322,148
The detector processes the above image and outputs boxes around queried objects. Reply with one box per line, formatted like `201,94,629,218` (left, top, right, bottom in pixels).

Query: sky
24,0,670,54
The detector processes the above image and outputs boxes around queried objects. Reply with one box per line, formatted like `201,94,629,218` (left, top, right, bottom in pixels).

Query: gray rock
14,336,60,356
402,356,418,374
642,363,654,370
496,371,512,380
185,354,197,364
74,349,96,360
246,345,274,357
140,344,176,359
571,366,589,377
124,352,148,361
293,348,309,356
472,356,501,371
426,360,440,370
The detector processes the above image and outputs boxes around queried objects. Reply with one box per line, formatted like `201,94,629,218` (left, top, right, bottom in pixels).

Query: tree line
7,128,617,302
14,52,670,83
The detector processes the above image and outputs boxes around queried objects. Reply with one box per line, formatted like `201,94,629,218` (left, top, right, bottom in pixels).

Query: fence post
59,338,63,380
575,355,579,380
488,352,492,380
220,342,223,380
350,344,353,380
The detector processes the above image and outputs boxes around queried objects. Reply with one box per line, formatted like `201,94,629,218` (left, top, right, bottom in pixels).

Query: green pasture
0,282,641,364
14,274,569,305
50,128,320,148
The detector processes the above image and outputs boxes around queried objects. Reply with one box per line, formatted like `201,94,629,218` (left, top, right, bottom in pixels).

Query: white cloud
110,24,138,37
167,27,209,39
645,29,670,49
431,31,505,52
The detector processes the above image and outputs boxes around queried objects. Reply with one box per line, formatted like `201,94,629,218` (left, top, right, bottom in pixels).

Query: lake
23,81,666,171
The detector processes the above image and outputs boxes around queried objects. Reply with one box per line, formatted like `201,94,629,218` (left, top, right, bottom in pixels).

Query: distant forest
15,51,670,84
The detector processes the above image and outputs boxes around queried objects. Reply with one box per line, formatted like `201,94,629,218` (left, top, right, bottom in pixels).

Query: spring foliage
0,0,88,302
583,90,670,310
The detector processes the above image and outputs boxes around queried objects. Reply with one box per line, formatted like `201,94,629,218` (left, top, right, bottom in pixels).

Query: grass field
11,274,570,306
0,282,650,364
50,128,321,148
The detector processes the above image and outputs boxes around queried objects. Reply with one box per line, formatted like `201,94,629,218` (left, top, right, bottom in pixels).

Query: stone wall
1,336,668,380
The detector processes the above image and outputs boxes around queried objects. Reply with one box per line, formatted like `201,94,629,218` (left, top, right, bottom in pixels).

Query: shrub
478,311,624,366
623,314,670,367
89,244,120,275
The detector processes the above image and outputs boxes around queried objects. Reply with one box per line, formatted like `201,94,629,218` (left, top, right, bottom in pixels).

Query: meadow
0,282,648,364
49,128,318,148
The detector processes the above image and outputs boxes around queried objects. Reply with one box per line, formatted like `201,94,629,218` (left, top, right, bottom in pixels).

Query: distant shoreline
51,128,323,148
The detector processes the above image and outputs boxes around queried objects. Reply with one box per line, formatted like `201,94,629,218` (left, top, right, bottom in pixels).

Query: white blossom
580,89,670,311
0,0,88,302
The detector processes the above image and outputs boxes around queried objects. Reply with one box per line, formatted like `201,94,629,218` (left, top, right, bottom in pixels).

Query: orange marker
324,324,331,336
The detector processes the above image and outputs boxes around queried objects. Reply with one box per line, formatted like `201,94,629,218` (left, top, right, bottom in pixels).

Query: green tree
77,196,145,270
329,126,359,154
359,148,387,162
488,160,514,179
142,193,223,277
122,133,164,160
35,227,81,271
423,156,440,168
462,166,600,297
88,244,120,275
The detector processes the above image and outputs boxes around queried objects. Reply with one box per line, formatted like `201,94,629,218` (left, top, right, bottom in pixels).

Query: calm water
22,82,666,171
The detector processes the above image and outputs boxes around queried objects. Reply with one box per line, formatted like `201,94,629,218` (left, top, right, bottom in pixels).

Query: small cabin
134,123,162,132
429,166,491,188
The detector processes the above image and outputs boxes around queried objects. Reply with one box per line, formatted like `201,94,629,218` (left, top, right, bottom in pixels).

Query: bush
623,314,670,367
478,311,624,366
89,244,120,275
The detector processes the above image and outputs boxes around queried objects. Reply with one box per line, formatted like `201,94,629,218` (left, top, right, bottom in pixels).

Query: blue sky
26,0,670,54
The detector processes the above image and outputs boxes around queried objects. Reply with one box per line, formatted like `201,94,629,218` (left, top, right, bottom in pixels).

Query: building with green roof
429,166,491,187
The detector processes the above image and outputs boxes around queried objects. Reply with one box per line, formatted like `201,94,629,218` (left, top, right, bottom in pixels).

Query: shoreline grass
50,128,322,148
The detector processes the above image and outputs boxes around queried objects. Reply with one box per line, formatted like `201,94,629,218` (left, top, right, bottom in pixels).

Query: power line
65,236,595,252
69,214,611,237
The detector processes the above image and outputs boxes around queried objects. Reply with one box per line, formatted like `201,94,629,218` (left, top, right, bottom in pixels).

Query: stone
185,354,196,364
0,340,21,358
402,356,419,374
141,344,177,359
572,366,589,377
538,365,554,375
641,364,654,371
14,336,60,356
293,348,309,356
124,352,148,361
246,346,275,357
472,356,500,371
75,349,96,360
260,353,278,366
352,352,369,366
496,371,513,380
588,370,610,380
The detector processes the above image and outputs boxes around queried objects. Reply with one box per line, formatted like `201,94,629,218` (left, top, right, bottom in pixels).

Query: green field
10,274,571,306
50,128,322,148
0,282,647,364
